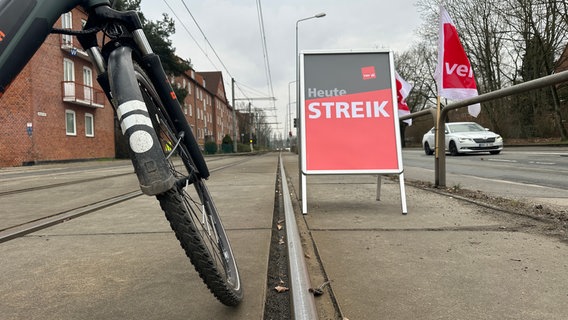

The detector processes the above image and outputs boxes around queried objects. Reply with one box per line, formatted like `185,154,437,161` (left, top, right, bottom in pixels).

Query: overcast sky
140,0,423,138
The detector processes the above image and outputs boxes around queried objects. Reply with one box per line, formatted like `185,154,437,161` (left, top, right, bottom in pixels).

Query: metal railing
61,81,105,108
400,70,568,187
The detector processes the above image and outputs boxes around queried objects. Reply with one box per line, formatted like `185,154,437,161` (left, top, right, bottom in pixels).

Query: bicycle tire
133,63,243,306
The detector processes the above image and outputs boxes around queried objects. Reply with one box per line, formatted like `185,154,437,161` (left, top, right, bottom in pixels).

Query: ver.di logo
361,66,376,80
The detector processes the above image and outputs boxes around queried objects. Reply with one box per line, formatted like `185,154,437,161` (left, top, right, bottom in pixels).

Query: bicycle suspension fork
79,5,211,192
78,6,176,195
107,45,178,195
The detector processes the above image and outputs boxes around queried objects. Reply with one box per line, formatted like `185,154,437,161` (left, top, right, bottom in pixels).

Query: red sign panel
300,50,403,174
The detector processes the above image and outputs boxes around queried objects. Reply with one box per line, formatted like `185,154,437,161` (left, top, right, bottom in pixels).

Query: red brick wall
0,9,115,167
0,63,33,166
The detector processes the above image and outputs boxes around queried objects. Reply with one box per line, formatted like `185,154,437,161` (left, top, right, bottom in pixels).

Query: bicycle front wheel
134,63,243,306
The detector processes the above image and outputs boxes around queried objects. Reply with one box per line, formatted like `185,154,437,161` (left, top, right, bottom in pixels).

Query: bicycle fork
107,46,176,196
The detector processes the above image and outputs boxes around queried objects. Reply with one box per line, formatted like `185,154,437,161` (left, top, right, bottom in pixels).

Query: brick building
171,69,236,149
199,71,235,146
0,8,114,167
0,8,237,167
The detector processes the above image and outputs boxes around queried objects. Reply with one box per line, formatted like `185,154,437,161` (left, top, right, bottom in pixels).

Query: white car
422,122,503,156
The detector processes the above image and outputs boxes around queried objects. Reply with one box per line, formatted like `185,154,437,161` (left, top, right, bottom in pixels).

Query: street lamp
287,80,296,142
295,13,326,135
295,12,326,136
295,12,325,206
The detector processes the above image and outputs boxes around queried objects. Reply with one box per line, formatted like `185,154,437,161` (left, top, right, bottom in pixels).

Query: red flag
395,71,412,125
434,5,480,117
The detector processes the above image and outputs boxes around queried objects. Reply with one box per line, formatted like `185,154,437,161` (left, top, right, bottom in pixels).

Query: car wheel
490,150,501,155
424,142,434,155
449,141,459,156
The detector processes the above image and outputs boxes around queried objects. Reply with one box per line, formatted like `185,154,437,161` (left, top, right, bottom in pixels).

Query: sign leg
399,172,408,215
301,173,308,214
376,175,381,201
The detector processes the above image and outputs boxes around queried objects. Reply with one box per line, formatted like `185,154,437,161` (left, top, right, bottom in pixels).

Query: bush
221,134,233,153
222,134,233,145
237,143,251,153
204,141,217,154
222,144,233,153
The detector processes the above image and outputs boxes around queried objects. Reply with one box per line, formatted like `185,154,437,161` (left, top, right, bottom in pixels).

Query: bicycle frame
0,0,210,192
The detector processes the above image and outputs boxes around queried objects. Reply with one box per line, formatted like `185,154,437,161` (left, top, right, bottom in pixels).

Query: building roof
198,71,228,104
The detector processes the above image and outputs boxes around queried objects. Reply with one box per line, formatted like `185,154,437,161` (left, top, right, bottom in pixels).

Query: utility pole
231,78,237,153
248,102,253,152
231,78,276,153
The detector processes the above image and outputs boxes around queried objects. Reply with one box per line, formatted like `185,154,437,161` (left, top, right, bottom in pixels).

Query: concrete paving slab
0,229,269,320
303,177,507,231
0,154,279,320
313,230,568,320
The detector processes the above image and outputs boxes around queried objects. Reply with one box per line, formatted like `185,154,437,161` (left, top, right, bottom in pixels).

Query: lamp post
287,80,296,146
295,13,326,136
295,12,325,209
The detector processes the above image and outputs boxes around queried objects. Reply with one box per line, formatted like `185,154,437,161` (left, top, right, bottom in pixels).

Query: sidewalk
281,152,568,320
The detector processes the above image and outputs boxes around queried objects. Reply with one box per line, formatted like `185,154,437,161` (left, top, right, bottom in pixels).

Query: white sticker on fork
117,100,154,153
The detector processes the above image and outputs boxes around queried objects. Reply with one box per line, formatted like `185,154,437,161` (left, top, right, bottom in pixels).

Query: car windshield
447,123,485,133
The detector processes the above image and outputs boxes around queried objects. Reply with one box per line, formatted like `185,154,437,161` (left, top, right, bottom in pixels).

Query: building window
85,113,94,137
63,58,75,98
83,66,93,102
66,110,76,136
61,12,73,46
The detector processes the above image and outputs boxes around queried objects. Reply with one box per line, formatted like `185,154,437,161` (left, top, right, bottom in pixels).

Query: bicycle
0,0,242,306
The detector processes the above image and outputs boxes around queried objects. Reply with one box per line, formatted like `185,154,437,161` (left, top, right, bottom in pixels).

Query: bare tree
395,42,438,112
500,0,568,139
404,0,568,140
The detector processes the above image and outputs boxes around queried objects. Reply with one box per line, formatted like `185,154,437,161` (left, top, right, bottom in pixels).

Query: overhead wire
162,0,219,71
178,0,265,105
255,0,279,127
179,0,234,81
163,0,251,101
165,0,281,136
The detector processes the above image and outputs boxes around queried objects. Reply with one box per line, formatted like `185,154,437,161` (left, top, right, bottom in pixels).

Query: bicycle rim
134,64,242,306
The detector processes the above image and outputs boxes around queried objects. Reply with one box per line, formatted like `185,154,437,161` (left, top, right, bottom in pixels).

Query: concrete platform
0,154,278,320
281,152,568,320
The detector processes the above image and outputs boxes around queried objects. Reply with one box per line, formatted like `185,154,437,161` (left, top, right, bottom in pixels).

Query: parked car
422,122,503,156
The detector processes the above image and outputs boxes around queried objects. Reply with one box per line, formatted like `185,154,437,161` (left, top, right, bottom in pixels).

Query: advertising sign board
300,50,403,174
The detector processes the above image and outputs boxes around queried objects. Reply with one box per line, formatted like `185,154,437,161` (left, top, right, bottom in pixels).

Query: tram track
0,190,141,243
0,172,134,197
0,156,237,197
0,155,258,243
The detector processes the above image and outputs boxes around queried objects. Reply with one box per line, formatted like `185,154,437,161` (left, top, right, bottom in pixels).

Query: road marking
484,158,517,163
528,161,556,165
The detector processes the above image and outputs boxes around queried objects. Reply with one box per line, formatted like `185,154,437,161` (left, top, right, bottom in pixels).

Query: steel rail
279,154,318,320
0,190,142,243
0,172,134,197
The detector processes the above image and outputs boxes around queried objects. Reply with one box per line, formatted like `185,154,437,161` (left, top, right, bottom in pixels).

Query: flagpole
435,95,441,186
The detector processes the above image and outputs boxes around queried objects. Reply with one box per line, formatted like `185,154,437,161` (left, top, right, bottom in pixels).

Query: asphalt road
401,146,568,205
